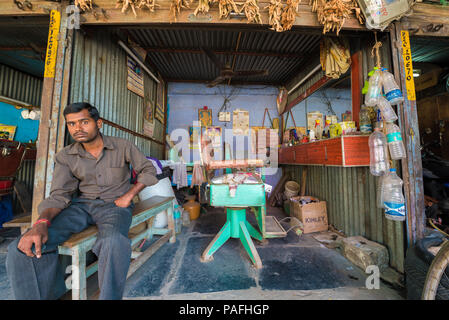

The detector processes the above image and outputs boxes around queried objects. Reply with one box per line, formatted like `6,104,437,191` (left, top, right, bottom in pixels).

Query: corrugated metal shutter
69,30,164,159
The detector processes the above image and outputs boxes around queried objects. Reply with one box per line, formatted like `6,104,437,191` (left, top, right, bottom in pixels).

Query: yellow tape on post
400,30,416,101
44,10,61,78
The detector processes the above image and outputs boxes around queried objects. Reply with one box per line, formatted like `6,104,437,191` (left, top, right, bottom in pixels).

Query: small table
200,164,286,269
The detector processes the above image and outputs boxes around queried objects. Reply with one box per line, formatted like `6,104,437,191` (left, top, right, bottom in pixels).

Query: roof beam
0,46,46,52
74,1,365,31
165,78,279,86
142,47,303,59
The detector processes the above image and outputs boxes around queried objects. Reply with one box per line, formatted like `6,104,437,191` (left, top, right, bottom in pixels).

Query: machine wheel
422,240,449,300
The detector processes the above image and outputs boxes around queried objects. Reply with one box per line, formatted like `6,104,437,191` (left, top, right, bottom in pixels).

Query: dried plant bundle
281,0,300,31
194,0,212,15
137,0,160,12
213,0,240,19
75,0,93,11
116,0,139,17
265,0,284,32
169,0,191,22
241,0,262,24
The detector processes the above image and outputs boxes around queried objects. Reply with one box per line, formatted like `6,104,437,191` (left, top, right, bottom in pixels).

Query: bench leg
166,204,176,243
20,226,29,234
71,245,87,300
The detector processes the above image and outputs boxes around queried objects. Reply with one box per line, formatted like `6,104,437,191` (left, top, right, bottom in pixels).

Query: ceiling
0,17,49,78
122,26,326,86
411,36,449,66
0,16,368,87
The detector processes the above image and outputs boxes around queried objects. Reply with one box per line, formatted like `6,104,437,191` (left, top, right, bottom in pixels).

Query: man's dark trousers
6,198,134,300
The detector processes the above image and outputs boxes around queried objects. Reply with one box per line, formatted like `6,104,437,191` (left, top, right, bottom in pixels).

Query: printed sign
127,56,144,97
155,76,165,124
44,10,61,78
400,30,416,101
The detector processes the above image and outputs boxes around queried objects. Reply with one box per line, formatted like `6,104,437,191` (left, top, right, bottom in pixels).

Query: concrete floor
0,205,405,300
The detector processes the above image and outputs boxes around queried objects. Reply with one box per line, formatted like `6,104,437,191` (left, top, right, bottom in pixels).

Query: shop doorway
411,35,449,233
0,16,49,219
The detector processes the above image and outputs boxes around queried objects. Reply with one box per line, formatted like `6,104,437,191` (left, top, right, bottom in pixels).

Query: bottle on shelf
369,127,390,176
382,168,406,221
174,204,182,234
315,119,323,140
359,106,373,134
381,68,404,105
377,96,398,122
386,122,406,160
365,68,383,107
323,119,331,139
309,128,316,141
182,207,190,227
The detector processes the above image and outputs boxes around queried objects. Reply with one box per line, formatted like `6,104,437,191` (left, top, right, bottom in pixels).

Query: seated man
6,102,158,300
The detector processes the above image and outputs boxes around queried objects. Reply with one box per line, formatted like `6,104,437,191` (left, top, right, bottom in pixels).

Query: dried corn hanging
75,0,93,11
116,0,139,17
169,0,191,22
213,0,240,19
241,0,262,24
137,0,160,12
281,0,300,31
310,0,362,35
265,0,284,32
194,0,212,15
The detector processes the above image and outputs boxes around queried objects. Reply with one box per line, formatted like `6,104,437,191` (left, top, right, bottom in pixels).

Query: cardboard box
290,196,328,234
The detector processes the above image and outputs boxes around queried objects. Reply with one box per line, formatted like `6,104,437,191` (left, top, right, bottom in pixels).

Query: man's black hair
63,102,100,121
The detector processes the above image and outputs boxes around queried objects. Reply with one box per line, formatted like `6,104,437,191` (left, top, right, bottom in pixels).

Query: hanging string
371,31,394,169
371,31,383,69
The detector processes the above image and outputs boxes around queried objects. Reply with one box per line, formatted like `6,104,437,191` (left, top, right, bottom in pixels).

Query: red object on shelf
0,180,13,190
278,135,370,167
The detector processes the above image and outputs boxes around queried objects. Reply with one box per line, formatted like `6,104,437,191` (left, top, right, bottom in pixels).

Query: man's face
65,109,102,143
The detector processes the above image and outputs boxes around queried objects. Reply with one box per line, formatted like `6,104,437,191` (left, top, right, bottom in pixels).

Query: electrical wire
429,218,449,238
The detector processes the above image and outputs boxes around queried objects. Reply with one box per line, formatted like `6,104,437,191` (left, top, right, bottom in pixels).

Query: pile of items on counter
281,108,358,148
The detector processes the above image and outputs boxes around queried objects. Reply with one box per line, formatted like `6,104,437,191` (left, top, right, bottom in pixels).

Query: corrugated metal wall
281,33,405,273
0,64,43,106
0,63,43,214
69,30,164,159
286,58,325,106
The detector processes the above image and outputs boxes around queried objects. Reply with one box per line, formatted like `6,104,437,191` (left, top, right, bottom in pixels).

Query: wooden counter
278,135,370,167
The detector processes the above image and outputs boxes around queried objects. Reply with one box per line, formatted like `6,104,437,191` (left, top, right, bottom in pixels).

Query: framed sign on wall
155,76,165,124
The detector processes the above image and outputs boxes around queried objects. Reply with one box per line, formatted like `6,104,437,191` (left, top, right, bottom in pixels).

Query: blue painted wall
166,83,351,191
167,82,281,187
0,102,39,143
289,88,352,129
167,82,279,161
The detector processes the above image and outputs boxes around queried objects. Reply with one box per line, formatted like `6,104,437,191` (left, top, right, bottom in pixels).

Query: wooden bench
5,196,176,300
3,213,32,234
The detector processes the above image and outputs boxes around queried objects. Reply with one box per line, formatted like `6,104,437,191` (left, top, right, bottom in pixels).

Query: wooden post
351,51,363,128
389,22,425,246
31,3,71,224
300,167,307,196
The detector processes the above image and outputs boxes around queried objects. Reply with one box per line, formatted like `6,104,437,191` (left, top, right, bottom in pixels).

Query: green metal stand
201,207,263,269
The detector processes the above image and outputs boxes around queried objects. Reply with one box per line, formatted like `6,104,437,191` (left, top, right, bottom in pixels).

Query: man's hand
114,195,132,208
17,223,48,258
114,182,146,208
